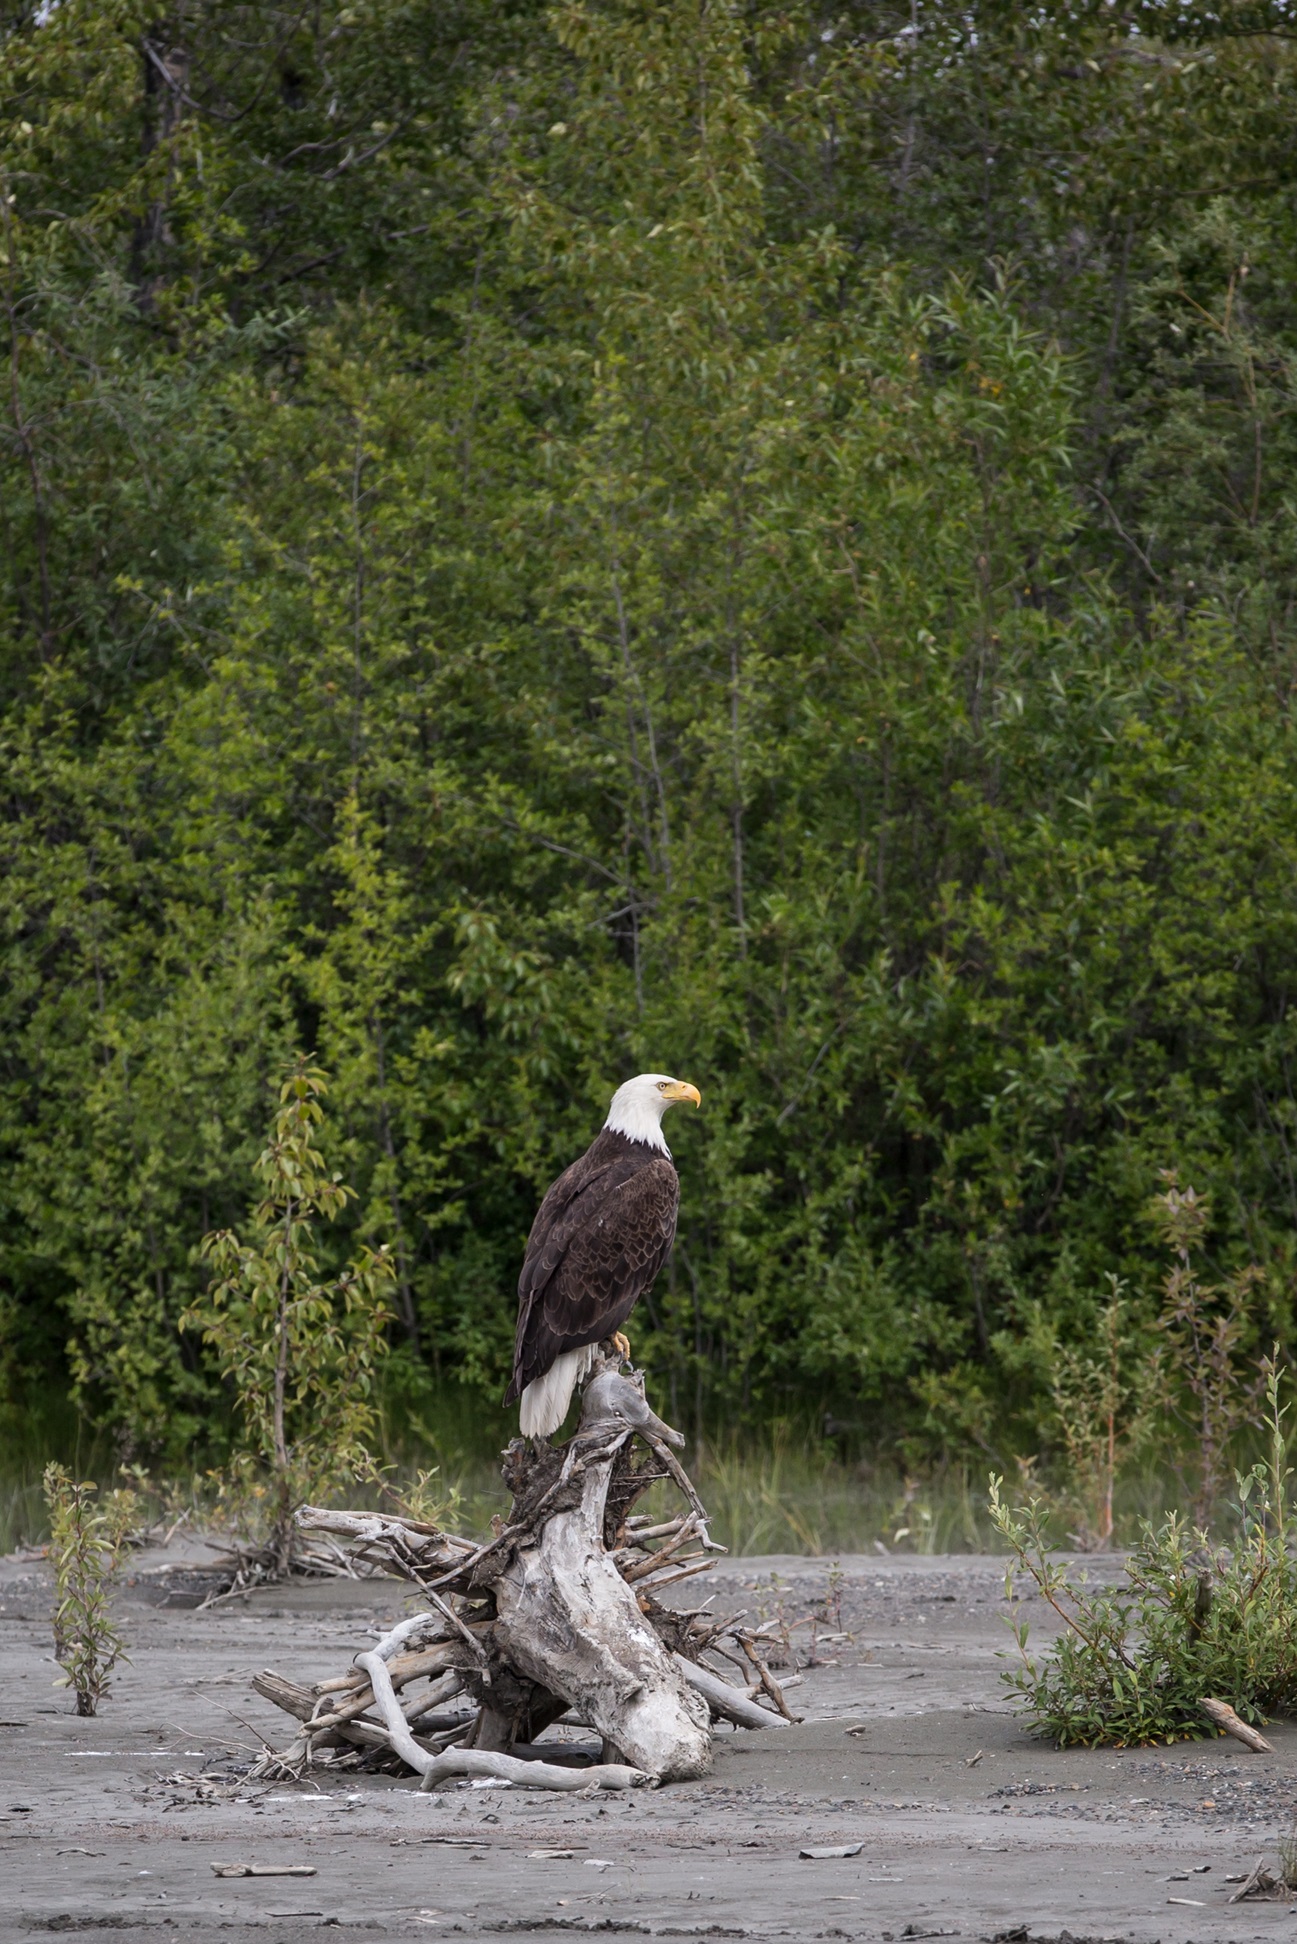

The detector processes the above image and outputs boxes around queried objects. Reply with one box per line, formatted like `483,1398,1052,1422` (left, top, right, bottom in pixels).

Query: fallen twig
737,1636,796,1721
212,1864,316,1878
642,1434,726,1551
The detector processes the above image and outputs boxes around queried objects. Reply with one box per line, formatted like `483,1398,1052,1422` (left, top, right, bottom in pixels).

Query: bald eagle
504,1074,701,1439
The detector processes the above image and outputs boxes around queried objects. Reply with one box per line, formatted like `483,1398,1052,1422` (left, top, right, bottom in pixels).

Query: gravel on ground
3,1544,1294,1941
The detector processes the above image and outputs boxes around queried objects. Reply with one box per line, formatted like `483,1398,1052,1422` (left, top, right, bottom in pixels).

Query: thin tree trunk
350,424,366,775
610,559,672,890
272,1199,295,1570
729,633,746,951
372,1014,418,1347
132,27,188,310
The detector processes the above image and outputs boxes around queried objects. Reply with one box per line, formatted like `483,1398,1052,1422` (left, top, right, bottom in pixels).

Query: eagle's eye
657,1081,669,1091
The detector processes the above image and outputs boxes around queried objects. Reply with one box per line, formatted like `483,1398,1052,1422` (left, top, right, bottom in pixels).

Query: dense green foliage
4,0,1297,1466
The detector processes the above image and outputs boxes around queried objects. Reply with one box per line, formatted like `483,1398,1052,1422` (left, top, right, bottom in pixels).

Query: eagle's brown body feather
504,1128,679,1407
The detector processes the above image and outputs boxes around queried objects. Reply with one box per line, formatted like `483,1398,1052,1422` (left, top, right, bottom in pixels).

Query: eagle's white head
604,1073,702,1154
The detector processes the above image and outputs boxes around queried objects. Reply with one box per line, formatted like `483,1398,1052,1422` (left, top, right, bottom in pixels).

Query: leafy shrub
990,1360,1297,1747
1034,1179,1261,1552
44,1464,136,1716
182,1059,395,1572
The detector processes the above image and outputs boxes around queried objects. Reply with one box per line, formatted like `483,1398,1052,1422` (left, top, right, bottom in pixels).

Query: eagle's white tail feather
519,1344,599,1439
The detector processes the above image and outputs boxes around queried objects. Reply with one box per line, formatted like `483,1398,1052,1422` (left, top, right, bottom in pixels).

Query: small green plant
1050,1277,1155,1550
989,1357,1297,1747
182,1058,396,1574
44,1464,136,1717
823,1558,846,1632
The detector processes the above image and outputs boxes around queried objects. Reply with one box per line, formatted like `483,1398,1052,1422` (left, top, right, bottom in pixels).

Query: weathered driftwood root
357,1650,649,1792
250,1356,793,1788
248,1610,474,1779
482,1374,710,1779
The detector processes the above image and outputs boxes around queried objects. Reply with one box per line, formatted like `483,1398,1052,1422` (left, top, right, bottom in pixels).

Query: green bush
990,1361,1297,1747
44,1464,135,1717
181,1059,395,1571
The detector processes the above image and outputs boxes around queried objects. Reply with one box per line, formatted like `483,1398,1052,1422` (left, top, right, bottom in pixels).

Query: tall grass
1,1373,1263,1561
375,1392,1003,1555
668,1435,997,1556
371,1383,1183,1556
0,1390,114,1554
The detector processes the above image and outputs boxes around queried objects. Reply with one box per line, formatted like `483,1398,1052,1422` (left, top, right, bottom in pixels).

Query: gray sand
2,1546,1294,1940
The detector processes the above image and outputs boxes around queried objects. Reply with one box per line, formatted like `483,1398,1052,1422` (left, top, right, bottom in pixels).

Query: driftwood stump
249,1355,794,1788
487,1373,711,1778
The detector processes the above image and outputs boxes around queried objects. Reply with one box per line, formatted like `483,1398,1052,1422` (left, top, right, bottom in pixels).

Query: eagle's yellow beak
663,1079,701,1108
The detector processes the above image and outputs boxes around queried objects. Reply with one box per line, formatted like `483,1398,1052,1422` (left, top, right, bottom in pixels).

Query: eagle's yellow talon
612,1331,631,1363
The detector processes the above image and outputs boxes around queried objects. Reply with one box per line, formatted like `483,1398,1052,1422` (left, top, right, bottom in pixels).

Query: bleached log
486,1374,712,1782
250,1698,471,1782
404,1672,464,1724
308,1645,461,1729
314,1638,453,1699
676,1655,789,1730
253,1671,316,1722
421,1747,649,1792
251,1643,461,1738
296,1507,473,1552
1200,1697,1274,1752
294,1508,473,1585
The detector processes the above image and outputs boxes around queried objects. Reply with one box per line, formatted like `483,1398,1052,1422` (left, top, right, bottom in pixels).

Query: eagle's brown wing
505,1144,679,1403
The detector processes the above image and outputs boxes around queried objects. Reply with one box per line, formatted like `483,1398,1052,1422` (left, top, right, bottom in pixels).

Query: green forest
4,0,1297,1478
